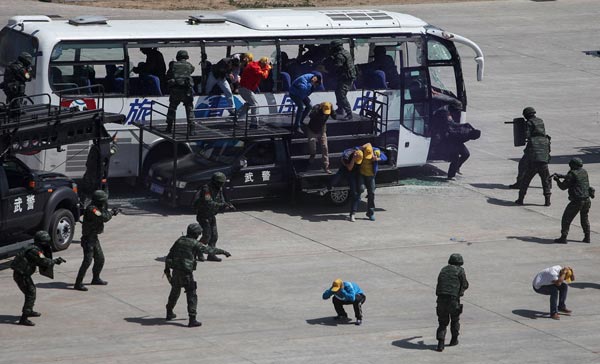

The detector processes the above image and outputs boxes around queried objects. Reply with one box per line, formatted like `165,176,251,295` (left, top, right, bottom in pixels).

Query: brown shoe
551,313,560,320
558,307,572,314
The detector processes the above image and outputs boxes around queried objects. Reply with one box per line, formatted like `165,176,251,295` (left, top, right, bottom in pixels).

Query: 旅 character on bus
165,50,195,135
1,52,33,110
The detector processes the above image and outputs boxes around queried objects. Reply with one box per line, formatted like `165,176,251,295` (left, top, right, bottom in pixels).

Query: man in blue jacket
322,279,366,325
289,73,322,134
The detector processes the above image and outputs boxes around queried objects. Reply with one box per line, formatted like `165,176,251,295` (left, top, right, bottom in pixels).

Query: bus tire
328,189,349,205
49,208,75,251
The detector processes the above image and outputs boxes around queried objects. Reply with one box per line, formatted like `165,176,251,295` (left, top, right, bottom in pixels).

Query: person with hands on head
532,265,574,320
288,73,322,134
164,223,231,327
322,279,366,325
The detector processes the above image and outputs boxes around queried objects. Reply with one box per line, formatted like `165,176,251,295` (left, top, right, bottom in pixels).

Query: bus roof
7,9,430,42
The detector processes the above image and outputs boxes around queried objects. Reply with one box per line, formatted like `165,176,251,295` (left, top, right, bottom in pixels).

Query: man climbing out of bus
321,147,363,221
11,231,66,326
1,52,33,111
74,190,118,291
307,101,333,174
515,107,552,206
165,50,195,135
194,172,235,262
237,56,272,127
435,109,479,180
205,57,236,116
325,40,356,121
164,223,231,327
289,73,322,134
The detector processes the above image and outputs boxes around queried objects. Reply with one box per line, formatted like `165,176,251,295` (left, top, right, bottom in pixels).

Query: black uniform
435,254,469,352
555,159,594,243
2,53,33,107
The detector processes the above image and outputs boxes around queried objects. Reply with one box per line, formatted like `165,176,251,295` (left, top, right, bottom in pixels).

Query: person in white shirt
532,265,574,320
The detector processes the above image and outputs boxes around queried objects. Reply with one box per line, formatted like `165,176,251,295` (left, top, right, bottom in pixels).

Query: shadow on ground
507,236,556,244
36,282,73,290
487,197,519,207
0,315,21,325
391,336,437,351
470,183,510,190
570,282,600,290
512,309,548,319
124,316,187,327
306,316,352,326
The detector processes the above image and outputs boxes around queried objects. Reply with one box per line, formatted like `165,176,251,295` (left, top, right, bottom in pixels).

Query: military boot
166,307,177,321
515,198,524,205
26,311,41,317
436,340,444,352
544,195,551,207
582,233,591,244
19,315,35,326
206,254,222,262
74,281,88,291
188,315,202,327
554,235,567,244
91,277,108,285
449,337,459,346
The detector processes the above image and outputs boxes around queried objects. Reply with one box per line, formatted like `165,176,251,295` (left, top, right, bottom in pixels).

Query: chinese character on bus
126,98,153,124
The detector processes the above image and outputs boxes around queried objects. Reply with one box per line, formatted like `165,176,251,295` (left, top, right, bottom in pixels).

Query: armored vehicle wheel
49,209,75,251
329,189,349,205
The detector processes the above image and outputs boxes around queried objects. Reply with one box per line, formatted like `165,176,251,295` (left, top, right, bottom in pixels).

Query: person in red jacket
237,57,272,127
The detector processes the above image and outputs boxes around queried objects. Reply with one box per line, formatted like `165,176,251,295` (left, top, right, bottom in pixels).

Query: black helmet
34,230,51,244
176,50,189,60
18,52,33,66
569,157,583,169
448,253,464,266
329,40,343,49
92,190,108,203
211,172,227,186
186,223,203,238
522,107,536,118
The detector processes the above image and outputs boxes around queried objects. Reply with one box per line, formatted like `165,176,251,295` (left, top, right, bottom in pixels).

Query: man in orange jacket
237,57,272,127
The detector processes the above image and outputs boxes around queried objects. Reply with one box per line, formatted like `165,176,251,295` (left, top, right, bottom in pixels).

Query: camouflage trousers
198,216,218,249
436,295,462,341
519,161,551,199
166,270,197,316
13,271,36,315
561,198,591,236
75,235,105,285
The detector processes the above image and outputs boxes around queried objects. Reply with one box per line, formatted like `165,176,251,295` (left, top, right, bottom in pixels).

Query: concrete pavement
1,0,600,363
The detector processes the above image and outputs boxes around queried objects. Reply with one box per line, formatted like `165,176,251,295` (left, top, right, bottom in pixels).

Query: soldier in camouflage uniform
435,253,469,352
515,107,552,206
165,50,195,134
326,40,356,121
1,52,33,108
74,190,116,291
164,223,231,327
194,172,235,262
553,158,595,244
11,231,65,326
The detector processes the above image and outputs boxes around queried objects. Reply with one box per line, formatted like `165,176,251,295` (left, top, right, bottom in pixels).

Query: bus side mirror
475,56,484,81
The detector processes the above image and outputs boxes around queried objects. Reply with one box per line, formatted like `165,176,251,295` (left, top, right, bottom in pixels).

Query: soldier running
164,223,231,327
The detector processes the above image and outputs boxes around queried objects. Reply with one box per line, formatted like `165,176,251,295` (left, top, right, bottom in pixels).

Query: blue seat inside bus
356,70,387,90
280,72,291,91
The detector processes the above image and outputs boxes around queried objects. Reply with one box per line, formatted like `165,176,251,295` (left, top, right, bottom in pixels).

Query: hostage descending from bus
165,50,195,135
1,52,33,110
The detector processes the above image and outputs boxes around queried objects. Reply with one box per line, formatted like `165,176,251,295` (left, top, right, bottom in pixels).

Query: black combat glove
224,251,231,258
53,257,66,265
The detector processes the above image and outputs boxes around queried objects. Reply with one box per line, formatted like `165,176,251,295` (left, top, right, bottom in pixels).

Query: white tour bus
0,9,484,178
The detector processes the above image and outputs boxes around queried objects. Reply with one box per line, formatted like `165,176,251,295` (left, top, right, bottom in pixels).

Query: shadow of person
124,316,186,327
391,336,437,351
470,183,510,190
570,282,600,290
507,236,556,244
36,281,72,290
487,197,520,207
306,316,351,326
0,261,13,271
0,315,22,325
512,309,548,319
155,256,166,263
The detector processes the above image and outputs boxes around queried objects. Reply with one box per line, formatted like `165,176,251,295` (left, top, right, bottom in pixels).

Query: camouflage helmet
569,157,583,169
18,52,33,66
34,230,52,244
92,190,109,203
522,106,536,118
448,253,464,266
211,172,227,185
329,40,343,49
176,50,189,60
186,223,203,238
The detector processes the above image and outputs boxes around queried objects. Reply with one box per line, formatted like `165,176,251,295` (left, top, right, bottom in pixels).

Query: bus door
397,66,431,167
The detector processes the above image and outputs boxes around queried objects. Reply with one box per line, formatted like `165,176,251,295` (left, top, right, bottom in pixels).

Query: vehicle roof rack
68,15,109,26
187,15,227,25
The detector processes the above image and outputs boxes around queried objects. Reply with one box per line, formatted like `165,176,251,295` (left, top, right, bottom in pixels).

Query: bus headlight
175,181,187,189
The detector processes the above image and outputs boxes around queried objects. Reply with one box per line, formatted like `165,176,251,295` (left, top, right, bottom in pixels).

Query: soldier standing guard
11,231,65,326
164,223,231,327
165,50,195,135
435,253,469,352
326,40,356,121
74,190,118,291
515,107,552,206
194,172,235,262
1,52,33,108
553,158,595,244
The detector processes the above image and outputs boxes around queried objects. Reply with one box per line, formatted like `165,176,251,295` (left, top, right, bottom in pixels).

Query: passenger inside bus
131,47,166,93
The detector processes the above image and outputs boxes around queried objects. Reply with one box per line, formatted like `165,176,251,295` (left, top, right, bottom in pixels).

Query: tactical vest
2,62,29,95
170,61,193,88
10,246,40,276
568,168,590,200
195,183,225,218
436,265,463,297
334,50,356,80
526,117,546,138
167,237,198,273
528,135,551,163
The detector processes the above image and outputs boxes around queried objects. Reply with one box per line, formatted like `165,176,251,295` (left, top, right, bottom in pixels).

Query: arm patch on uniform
38,251,45,258
92,208,102,216
204,192,211,200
